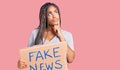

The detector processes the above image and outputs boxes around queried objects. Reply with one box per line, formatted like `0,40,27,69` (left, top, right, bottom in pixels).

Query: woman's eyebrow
47,11,52,14
54,9,58,12
47,8,58,13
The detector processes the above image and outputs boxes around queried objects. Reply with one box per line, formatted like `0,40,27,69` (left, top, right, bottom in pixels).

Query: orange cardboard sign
20,42,68,70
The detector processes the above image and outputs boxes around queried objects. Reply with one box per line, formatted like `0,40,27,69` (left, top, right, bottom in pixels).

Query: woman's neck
45,26,53,33
43,27,55,42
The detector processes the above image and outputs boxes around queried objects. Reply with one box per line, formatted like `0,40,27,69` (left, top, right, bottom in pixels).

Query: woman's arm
50,23,75,63
59,35,75,63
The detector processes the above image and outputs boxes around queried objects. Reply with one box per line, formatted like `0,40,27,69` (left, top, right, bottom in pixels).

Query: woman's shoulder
31,28,39,35
61,29,73,36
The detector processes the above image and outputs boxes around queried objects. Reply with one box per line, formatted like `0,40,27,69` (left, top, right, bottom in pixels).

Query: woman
18,2,75,69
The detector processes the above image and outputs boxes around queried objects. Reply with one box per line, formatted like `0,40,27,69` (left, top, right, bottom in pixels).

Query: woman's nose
52,14,56,18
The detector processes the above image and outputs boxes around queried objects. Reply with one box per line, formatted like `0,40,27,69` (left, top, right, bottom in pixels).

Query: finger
22,65,26,68
23,64,27,68
21,63,27,68
25,64,28,67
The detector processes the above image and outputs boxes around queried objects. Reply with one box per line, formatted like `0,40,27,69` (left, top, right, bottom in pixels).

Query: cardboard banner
20,42,68,70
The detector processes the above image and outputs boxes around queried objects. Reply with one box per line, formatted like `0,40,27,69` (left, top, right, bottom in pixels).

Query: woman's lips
49,18,59,25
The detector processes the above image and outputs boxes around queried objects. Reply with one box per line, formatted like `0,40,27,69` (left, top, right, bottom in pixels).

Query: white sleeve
62,30,75,51
28,32,35,47
28,29,39,47
67,33,74,51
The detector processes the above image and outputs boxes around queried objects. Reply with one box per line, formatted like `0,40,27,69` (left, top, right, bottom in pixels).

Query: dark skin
18,5,75,69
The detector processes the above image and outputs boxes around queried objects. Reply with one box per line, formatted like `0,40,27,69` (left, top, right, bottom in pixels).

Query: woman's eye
55,10,58,13
47,13,51,16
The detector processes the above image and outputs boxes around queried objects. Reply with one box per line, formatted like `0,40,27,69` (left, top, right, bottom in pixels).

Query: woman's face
47,5,60,26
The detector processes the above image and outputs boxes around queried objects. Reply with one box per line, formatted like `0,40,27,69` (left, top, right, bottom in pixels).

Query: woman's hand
49,23,62,37
18,59,28,69
49,22,66,42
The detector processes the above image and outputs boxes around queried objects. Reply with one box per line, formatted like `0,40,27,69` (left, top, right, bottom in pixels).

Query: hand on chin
49,22,61,36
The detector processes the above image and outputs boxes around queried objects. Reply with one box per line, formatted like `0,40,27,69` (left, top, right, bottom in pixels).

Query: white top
28,29,74,50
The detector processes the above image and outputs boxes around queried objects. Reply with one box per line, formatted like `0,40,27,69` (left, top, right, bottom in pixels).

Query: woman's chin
50,22,58,25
